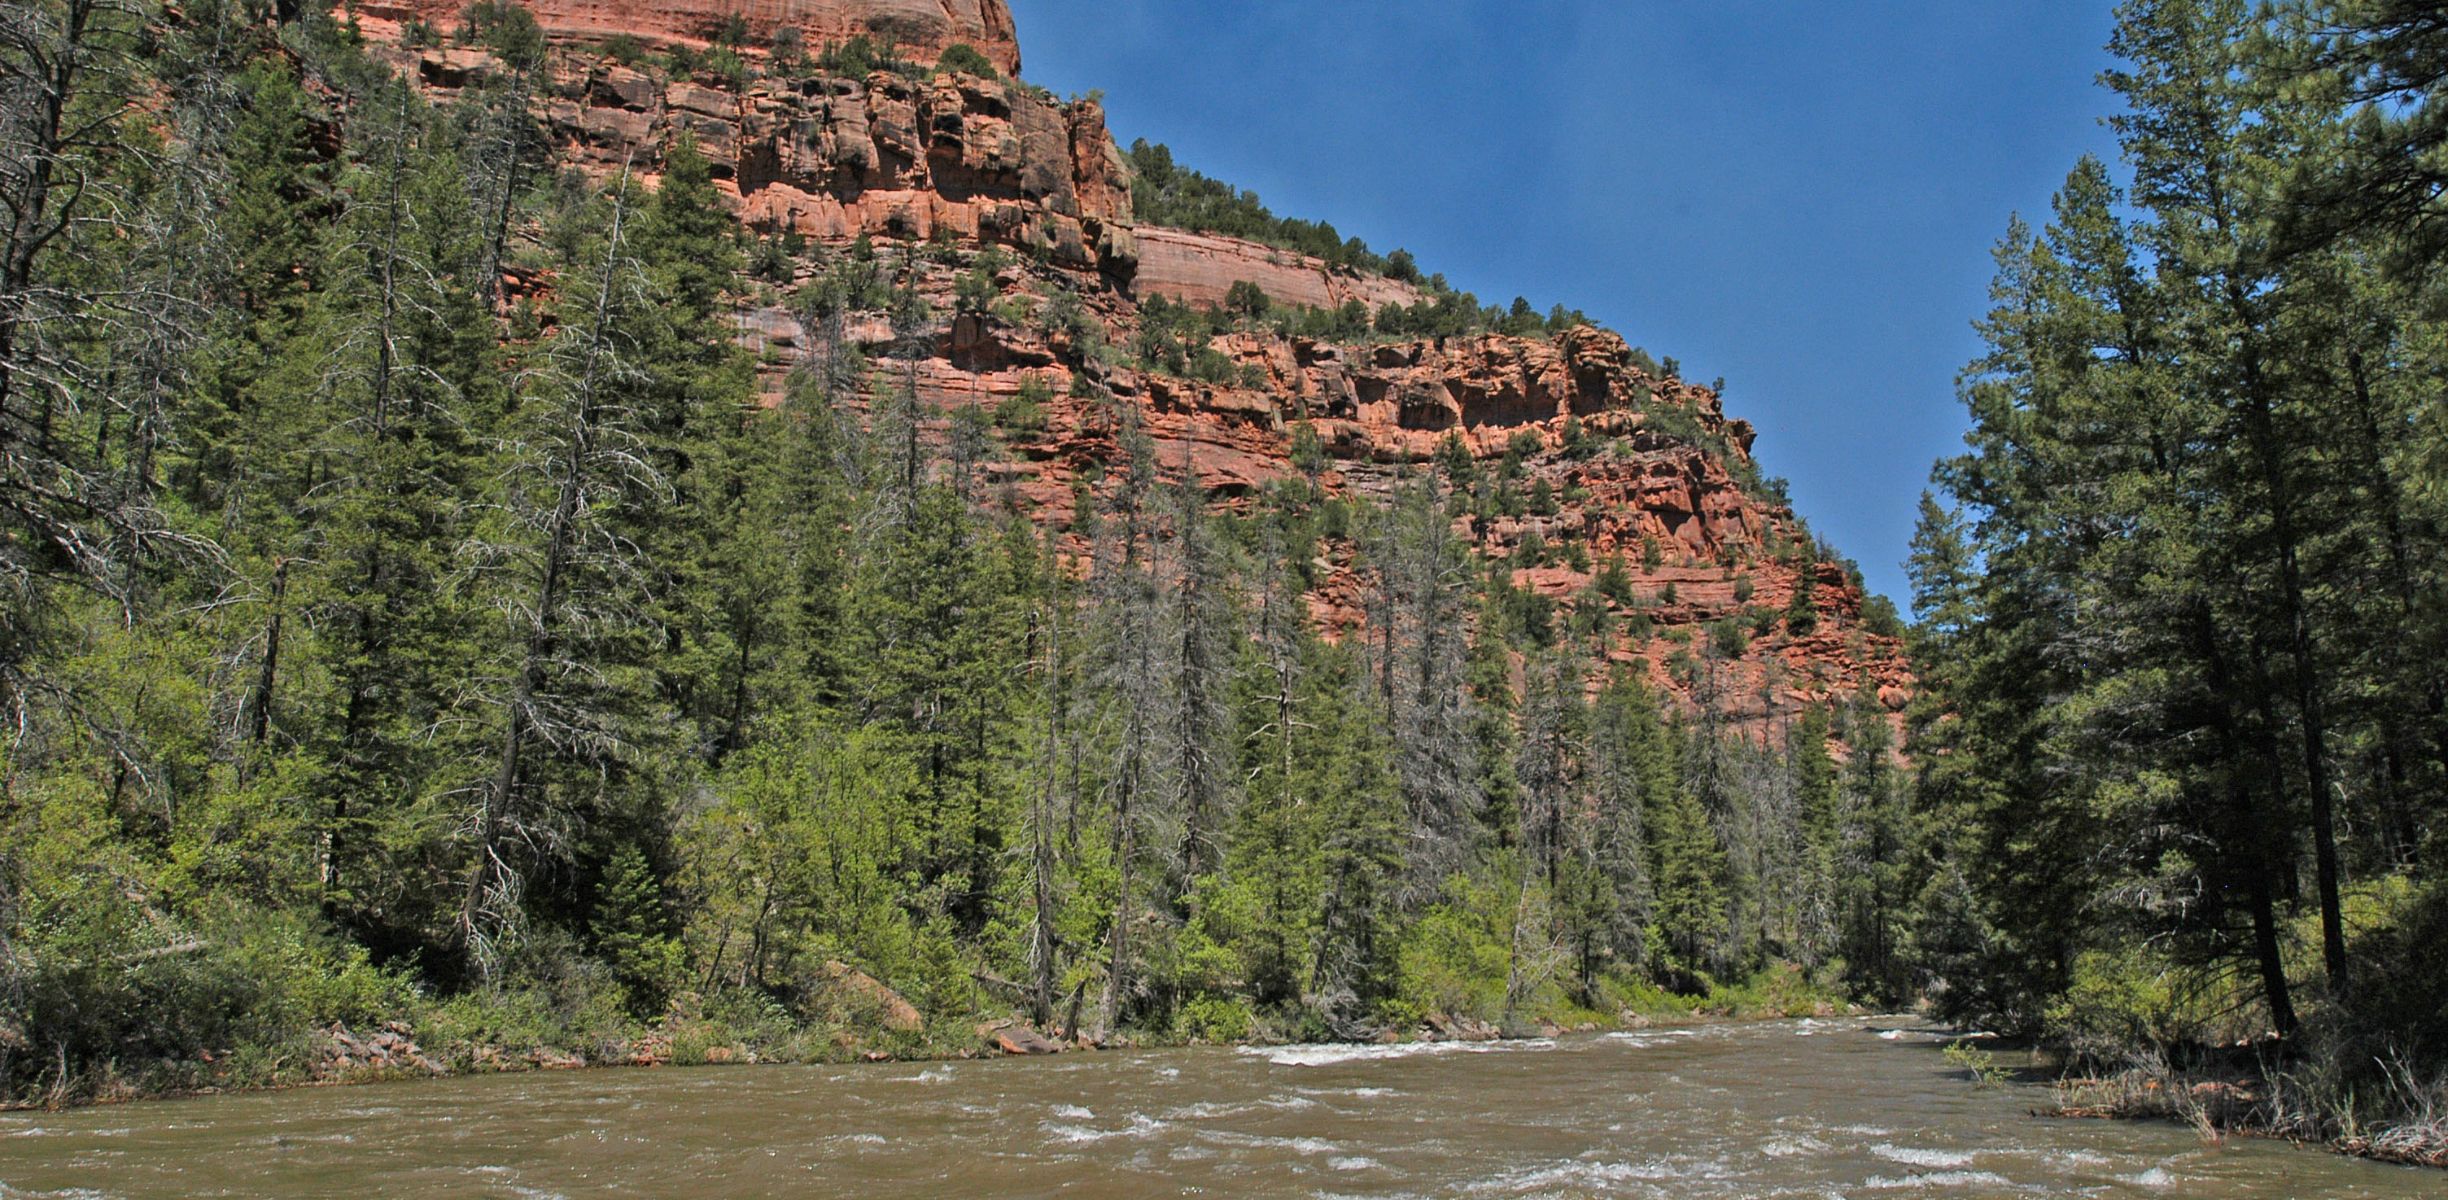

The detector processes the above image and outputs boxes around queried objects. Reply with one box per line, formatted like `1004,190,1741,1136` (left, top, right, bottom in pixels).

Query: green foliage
0,5,1940,1106
1943,1038,2011,1087
934,42,998,79
819,35,911,79
1128,139,1390,274
1396,873,1515,1021
1175,995,1252,1042
2045,948,2188,1069
463,1,545,68
593,845,684,1016
1908,10,2448,1154
1224,278,1270,318
995,373,1053,434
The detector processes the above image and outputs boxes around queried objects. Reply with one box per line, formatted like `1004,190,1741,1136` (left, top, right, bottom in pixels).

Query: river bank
2,963,1854,1112
2047,1059,2448,1171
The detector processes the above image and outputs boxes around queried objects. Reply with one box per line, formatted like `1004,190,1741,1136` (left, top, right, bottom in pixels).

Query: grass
2045,1047,2448,1170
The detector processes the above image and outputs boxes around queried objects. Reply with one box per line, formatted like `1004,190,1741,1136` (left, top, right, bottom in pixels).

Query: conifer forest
0,0,2444,1171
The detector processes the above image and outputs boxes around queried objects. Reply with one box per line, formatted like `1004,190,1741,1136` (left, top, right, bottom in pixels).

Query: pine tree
458,166,671,982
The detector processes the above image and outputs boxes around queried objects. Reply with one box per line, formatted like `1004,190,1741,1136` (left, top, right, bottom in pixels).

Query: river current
3,1017,2441,1198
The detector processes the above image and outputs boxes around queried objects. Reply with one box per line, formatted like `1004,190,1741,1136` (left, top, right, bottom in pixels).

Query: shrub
1177,995,1253,1042
1189,345,1237,384
820,35,898,78
769,27,803,66
954,264,998,314
704,47,748,89
996,375,1051,434
1594,555,1634,605
935,42,999,79
1396,878,1513,1022
2046,947,2188,1069
1224,278,1270,319
1944,1038,2012,1087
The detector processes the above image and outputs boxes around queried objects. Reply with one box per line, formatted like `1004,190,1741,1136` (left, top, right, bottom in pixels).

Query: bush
820,35,903,78
1177,995,1253,1042
1225,278,1270,319
935,42,999,79
2046,947,2188,1068
1397,890,1511,1023
996,375,1052,434
704,47,748,88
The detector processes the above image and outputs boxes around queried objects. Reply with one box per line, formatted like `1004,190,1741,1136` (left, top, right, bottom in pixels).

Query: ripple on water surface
3,1018,2447,1199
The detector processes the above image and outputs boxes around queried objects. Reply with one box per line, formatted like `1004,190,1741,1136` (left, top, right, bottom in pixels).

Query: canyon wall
359,0,1022,73
369,11,1912,735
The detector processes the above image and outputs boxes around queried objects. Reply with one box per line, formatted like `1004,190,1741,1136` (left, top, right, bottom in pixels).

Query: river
2,1017,2440,1198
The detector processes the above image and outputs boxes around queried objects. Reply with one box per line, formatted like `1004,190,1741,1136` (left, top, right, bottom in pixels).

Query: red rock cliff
360,0,1022,74
370,10,1913,737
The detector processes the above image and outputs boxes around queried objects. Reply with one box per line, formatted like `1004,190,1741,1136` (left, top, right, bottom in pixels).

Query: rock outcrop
359,0,1022,74
822,961,924,1034
366,9,1913,736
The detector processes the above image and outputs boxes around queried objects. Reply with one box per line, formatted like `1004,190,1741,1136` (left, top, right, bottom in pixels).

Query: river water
3,1017,2441,1198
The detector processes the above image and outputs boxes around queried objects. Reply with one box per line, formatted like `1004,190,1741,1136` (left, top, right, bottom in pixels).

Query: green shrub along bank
0,4,1929,1107
1910,0,2448,1167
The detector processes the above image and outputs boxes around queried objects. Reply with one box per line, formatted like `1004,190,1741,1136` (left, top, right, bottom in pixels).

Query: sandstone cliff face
373,18,1912,733
383,38,1125,272
360,0,1022,74
1131,226,1428,313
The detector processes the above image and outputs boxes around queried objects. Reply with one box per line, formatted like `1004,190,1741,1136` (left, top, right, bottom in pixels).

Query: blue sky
1003,1,2126,607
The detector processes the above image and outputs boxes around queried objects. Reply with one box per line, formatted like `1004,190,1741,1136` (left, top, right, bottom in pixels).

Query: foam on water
1871,1144,1980,1169
1861,1170,2017,1191
1467,1155,1717,1194
1241,1039,1552,1067
1165,1094,1316,1119
1043,1113,1169,1145
1197,1129,1340,1155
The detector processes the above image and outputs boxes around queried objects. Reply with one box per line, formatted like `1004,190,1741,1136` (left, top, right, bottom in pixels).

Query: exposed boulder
823,960,924,1033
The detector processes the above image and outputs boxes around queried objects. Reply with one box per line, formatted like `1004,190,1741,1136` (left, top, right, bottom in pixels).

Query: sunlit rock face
357,0,1023,74
360,1,1913,738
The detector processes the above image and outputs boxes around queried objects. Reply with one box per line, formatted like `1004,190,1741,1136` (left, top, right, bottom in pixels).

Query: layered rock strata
365,10,1912,734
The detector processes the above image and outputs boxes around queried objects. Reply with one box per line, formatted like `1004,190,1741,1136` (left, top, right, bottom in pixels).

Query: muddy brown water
3,1017,2443,1198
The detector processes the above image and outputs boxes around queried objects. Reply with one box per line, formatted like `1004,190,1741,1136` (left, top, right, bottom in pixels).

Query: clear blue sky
1004,1,2125,608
